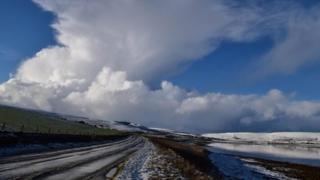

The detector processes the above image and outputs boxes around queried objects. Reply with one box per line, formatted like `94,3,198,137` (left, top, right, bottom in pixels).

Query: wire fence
0,122,101,137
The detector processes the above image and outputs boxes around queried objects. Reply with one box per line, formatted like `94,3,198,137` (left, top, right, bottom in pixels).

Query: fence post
1,123,6,131
20,125,24,133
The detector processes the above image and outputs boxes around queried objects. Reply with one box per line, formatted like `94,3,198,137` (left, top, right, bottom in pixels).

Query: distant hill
202,132,320,145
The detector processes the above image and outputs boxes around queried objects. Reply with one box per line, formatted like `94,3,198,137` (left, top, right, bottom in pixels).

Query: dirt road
0,136,143,180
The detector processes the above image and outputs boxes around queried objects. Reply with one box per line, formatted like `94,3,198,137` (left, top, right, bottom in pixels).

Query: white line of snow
202,132,320,144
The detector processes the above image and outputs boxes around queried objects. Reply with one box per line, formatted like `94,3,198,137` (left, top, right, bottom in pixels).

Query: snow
149,127,174,132
86,119,147,132
116,138,185,179
149,127,196,136
202,132,320,145
208,142,320,167
244,163,294,180
45,152,126,180
205,132,320,167
0,137,141,179
105,168,117,179
116,139,154,180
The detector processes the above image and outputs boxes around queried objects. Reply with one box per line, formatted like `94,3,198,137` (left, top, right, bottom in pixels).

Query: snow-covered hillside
84,119,151,132
202,132,320,145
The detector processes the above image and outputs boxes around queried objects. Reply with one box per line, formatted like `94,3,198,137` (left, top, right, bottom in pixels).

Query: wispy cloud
254,4,320,77
0,47,19,61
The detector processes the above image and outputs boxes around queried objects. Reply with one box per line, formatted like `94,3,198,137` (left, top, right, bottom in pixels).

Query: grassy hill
0,105,120,136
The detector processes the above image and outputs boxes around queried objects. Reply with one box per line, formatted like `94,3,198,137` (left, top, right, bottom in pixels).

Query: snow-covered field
205,132,320,167
149,127,196,136
203,132,320,145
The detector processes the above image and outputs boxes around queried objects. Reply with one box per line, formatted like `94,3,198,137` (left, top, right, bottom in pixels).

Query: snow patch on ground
244,163,294,180
149,127,196,136
207,141,320,167
116,139,154,180
116,139,185,179
202,132,320,145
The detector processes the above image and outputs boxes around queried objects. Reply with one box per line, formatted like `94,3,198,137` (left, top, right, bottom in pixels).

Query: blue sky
0,0,55,83
170,37,320,100
1,0,320,132
2,0,320,99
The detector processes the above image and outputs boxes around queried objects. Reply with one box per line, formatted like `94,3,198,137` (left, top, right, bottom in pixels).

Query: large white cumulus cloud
2,72,320,133
18,0,263,84
1,0,320,133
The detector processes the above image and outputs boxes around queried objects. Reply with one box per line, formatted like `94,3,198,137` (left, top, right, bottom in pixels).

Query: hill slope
0,105,120,136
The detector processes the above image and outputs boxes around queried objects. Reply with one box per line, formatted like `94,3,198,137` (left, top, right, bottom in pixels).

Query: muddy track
0,136,144,180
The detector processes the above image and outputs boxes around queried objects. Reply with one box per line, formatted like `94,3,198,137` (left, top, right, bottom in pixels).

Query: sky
1,0,320,133
0,0,56,83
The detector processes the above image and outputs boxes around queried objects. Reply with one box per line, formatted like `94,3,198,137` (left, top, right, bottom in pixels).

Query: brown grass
148,137,223,179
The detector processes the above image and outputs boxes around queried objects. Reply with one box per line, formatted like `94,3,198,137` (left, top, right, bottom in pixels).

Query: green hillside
0,105,120,136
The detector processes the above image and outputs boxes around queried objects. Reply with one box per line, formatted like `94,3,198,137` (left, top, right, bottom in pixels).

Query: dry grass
148,137,222,179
